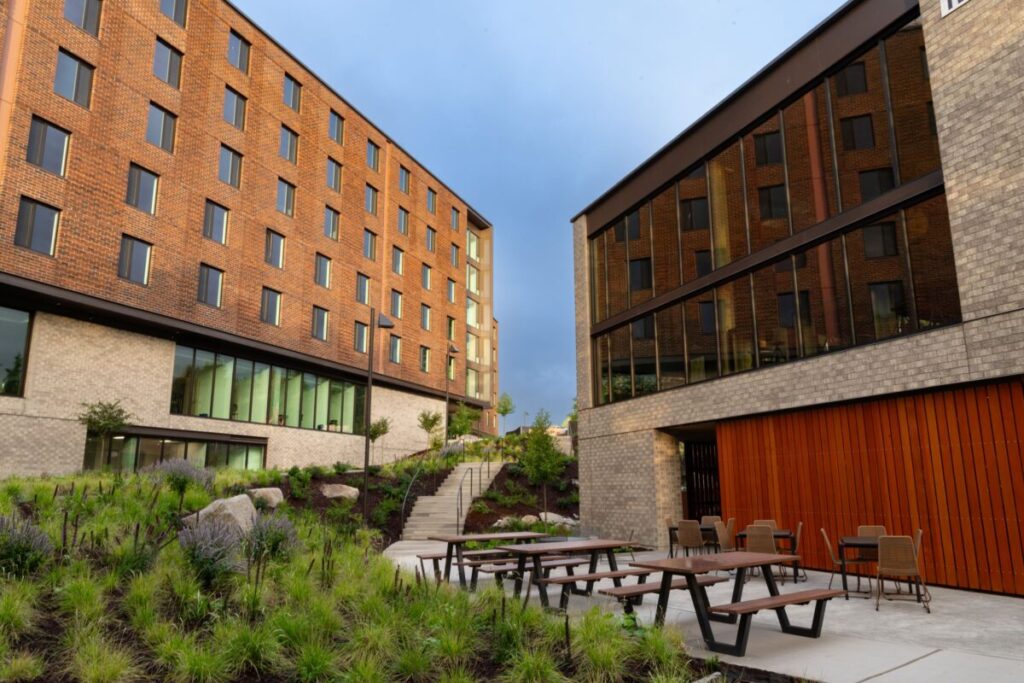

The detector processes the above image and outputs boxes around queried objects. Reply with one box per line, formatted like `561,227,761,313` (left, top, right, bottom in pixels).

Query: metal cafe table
428,531,548,588
496,538,646,608
630,552,843,657
735,528,800,582
837,535,879,598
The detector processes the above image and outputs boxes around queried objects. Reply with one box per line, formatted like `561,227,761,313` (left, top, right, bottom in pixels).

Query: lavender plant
178,519,240,589
0,514,53,577
244,514,297,563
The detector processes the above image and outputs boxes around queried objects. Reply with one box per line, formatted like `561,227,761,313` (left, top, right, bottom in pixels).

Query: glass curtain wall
86,434,265,472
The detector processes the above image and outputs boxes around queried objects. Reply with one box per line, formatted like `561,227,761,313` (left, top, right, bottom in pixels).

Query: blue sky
240,0,846,429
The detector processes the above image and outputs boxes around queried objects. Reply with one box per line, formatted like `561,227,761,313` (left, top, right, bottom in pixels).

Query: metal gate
684,441,721,520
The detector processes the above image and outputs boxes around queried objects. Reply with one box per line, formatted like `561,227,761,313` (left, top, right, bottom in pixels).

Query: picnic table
631,551,843,657
496,538,647,608
735,528,800,582
427,531,548,588
838,535,878,599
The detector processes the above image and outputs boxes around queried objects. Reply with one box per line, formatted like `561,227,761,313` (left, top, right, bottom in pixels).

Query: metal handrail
398,458,428,540
454,465,479,533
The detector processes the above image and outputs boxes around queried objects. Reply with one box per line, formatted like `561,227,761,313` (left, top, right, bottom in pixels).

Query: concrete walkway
382,544,1024,682
400,461,502,539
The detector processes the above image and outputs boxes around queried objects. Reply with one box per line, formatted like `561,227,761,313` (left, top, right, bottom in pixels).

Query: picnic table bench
427,532,548,587
599,574,728,613
417,548,511,582
543,569,653,610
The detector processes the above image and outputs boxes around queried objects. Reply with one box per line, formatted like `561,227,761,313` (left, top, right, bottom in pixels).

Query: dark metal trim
116,426,268,446
590,170,943,337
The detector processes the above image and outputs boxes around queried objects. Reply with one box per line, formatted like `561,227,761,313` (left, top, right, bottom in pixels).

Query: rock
520,514,539,525
493,516,517,529
184,494,256,535
248,487,284,508
320,483,360,501
540,512,579,527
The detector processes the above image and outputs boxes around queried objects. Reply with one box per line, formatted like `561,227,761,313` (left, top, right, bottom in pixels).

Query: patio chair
876,535,931,613
700,515,722,525
781,521,807,582
856,525,886,562
752,519,778,530
676,520,705,557
744,524,787,583
665,516,677,558
820,528,872,596
714,520,737,552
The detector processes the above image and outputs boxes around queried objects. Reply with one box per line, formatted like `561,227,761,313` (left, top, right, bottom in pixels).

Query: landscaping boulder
184,494,256,535
540,512,578,527
248,487,284,509
520,514,539,525
493,516,517,529
320,483,359,501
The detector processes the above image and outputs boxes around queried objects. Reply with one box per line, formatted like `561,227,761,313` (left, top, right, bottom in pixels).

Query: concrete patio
385,542,1024,683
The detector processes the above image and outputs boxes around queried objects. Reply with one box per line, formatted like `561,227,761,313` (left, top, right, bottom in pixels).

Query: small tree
448,402,481,440
78,400,134,465
417,410,442,451
519,410,566,521
495,393,515,461
368,417,391,464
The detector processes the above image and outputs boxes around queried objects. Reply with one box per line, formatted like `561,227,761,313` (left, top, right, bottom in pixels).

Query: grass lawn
0,466,697,682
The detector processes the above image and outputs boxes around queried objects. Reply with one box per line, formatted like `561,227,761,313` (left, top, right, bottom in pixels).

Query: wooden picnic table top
631,551,799,574
427,531,548,544
496,538,641,555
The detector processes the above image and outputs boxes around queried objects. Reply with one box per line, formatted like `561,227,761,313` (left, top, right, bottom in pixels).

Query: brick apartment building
573,0,1024,595
0,0,498,475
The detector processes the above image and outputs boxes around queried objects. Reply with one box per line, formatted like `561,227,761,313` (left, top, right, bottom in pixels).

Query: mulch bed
463,460,579,532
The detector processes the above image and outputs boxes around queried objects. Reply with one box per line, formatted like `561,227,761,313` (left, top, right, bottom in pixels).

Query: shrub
369,498,400,528
325,500,361,538
0,515,52,577
149,460,213,513
332,462,352,475
288,468,313,502
244,514,297,562
178,520,240,589
470,501,490,515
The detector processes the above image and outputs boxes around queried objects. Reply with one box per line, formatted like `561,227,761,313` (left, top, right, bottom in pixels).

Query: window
427,188,437,214
426,227,437,252
118,235,151,284
324,206,339,240
54,50,93,107
203,200,228,244
197,264,223,307
754,131,782,166
218,145,242,187
775,252,807,272
390,289,402,318
312,307,328,341
467,234,480,263
283,74,301,111
629,258,652,291
314,253,331,288
223,87,246,129
160,0,187,26
392,246,404,275
145,104,176,152
388,335,401,364
777,291,811,328
681,197,709,230
631,315,654,340
863,222,899,258
451,208,460,231
0,306,31,397
835,61,867,96
227,30,250,73
841,115,874,151
698,301,716,335
365,184,378,214
126,164,159,214
355,273,369,304
870,281,906,339
447,355,456,381
447,278,456,303
450,244,459,266
260,288,281,325
447,316,456,341
153,39,182,88
399,166,410,193
279,126,298,163
397,207,409,235
695,250,712,277
264,229,284,268
327,158,342,192
363,230,376,260
758,185,788,220
366,140,380,171
859,169,895,202
420,304,431,331
64,0,102,36
466,297,479,327
14,197,60,255
613,211,641,241
328,110,344,144
27,117,70,176
419,346,430,373
467,264,480,294
354,322,368,353
422,264,431,289
276,178,295,216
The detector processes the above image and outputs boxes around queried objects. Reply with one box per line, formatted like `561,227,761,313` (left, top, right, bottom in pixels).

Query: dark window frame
197,264,223,308
153,38,183,89
27,117,71,176
203,200,229,245
14,196,60,256
118,234,152,285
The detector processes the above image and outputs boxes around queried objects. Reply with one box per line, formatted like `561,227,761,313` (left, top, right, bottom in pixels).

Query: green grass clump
0,581,37,640
65,625,140,683
504,648,567,683
292,642,338,683
0,650,45,682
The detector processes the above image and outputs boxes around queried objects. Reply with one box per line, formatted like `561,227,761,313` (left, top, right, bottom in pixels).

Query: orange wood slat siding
716,376,1024,596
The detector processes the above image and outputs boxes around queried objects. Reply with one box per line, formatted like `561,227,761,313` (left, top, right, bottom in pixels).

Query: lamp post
363,307,395,520
443,344,460,445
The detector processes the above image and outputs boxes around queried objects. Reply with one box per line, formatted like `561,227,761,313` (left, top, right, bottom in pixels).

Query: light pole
362,307,395,520
443,344,460,445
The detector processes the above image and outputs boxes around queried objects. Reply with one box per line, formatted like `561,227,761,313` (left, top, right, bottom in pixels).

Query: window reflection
686,298,718,382
656,305,685,390
0,306,30,397
632,314,657,396
716,277,755,376
85,435,266,472
707,140,747,268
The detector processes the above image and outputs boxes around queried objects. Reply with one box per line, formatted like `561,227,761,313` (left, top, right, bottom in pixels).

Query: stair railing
455,464,481,534
398,457,428,540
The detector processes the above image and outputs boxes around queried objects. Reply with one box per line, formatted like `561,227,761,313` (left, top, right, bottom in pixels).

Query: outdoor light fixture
362,308,396,519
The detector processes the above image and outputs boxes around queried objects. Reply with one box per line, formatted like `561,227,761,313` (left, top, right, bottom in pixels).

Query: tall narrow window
399,166,410,193
466,264,480,294
427,188,437,214
223,87,246,129
467,231,479,260
422,264,431,290
426,227,436,252
324,206,339,240
327,158,342,192
277,179,295,216
354,322,368,352
758,185,788,220
54,50,93,107
365,184,378,214
366,140,380,171
390,289,402,318
363,230,376,260
312,307,328,341
197,264,223,307
126,164,159,214
447,316,456,341
27,117,70,176
64,0,102,36
419,346,430,373
450,208,460,231
145,104,176,152
153,39,183,88
388,335,401,364
392,247,404,275
203,200,228,244
397,207,409,235
279,126,298,163
328,110,344,144
218,145,242,187
160,0,187,26
698,301,716,335
0,306,31,396
777,291,811,328
870,282,906,339
227,30,250,73
14,197,60,256
447,278,456,303
118,235,151,284
420,304,431,331
264,229,284,268
283,74,301,111
314,253,331,288
355,273,369,304
629,258,652,291
450,244,459,267
260,288,281,325
841,115,874,151
694,250,712,277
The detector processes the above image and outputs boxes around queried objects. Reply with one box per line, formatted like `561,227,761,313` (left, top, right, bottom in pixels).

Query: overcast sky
240,0,846,429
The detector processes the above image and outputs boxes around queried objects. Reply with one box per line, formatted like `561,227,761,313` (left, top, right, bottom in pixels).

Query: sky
239,0,847,430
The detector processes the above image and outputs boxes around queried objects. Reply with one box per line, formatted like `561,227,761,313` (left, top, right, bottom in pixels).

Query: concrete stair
402,461,502,539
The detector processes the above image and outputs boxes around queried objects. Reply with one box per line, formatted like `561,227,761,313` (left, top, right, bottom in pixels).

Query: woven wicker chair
665,516,677,558
752,519,778,530
782,521,807,582
700,515,722,525
745,524,787,583
676,520,705,556
714,520,737,552
876,535,931,613
820,528,873,595
856,525,887,562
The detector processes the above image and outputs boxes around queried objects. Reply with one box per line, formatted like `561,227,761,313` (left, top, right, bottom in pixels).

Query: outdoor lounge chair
876,535,931,613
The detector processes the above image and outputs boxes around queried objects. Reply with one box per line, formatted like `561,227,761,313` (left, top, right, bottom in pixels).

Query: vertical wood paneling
716,377,1024,596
